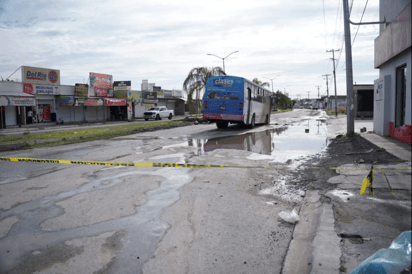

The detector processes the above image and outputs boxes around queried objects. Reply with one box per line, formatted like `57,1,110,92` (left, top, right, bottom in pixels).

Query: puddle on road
181,121,328,164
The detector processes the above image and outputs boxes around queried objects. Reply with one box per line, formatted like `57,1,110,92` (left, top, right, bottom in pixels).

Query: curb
283,191,341,274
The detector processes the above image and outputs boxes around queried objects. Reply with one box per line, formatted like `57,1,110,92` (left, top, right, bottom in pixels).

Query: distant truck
144,106,174,121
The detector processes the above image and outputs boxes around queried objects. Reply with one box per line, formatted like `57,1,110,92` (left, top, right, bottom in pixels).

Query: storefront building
0,81,36,128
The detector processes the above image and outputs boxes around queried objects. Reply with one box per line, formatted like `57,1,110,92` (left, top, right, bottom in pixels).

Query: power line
322,0,328,50
352,0,369,46
349,0,355,15
332,0,343,47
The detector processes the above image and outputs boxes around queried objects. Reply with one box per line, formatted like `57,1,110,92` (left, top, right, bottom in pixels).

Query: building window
395,64,407,127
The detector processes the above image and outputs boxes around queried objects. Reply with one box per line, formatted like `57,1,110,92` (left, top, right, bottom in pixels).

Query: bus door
247,87,252,124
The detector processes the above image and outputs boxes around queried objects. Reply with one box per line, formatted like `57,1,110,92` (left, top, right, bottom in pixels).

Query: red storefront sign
23,83,34,94
104,98,127,106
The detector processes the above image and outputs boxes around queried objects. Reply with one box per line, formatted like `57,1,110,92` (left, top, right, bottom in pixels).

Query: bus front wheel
249,114,255,129
216,121,229,129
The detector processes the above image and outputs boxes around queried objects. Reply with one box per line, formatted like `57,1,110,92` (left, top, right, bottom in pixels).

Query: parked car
144,107,174,121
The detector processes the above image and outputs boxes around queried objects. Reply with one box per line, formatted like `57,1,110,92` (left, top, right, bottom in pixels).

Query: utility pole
327,49,339,116
342,0,354,136
307,91,311,99
322,74,331,97
322,74,331,109
316,86,321,99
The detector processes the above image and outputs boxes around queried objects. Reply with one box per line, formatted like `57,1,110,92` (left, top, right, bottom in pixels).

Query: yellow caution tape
376,168,398,199
0,157,410,170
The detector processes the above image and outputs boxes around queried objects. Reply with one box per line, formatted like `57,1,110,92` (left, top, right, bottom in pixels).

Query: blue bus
203,76,273,129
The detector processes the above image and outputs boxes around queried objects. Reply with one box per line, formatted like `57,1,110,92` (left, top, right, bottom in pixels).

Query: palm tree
252,78,270,88
183,67,226,114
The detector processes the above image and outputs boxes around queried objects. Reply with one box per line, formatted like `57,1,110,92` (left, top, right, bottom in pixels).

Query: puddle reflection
184,125,328,159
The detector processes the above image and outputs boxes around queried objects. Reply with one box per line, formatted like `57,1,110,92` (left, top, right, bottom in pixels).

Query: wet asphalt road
0,109,327,274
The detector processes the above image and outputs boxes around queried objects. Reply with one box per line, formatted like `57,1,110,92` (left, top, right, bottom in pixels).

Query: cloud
0,0,381,94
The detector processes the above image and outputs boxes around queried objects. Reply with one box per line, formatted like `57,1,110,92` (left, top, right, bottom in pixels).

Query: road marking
0,157,410,170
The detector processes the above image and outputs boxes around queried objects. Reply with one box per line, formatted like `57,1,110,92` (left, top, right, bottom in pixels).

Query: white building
374,0,411,144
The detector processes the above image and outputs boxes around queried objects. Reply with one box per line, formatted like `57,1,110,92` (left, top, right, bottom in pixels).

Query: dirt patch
291,135,400,193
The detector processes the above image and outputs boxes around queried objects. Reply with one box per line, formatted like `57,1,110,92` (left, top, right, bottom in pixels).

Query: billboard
142,91,158,103
127,90,141,103
23,84,60,95
22,66,60,85
75,84,89,97
113,90,127,98
90,72,112,89
113,81,131,91
59,96,75,106
173,90,183,97
164,90,172,97
157,89,165,98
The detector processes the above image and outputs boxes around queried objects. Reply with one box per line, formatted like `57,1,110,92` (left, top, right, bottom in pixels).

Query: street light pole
207,51,239,73
264,75,281,93
279,85,291,94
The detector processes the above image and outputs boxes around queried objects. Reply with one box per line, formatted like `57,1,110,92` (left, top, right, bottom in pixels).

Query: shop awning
104,98,127,106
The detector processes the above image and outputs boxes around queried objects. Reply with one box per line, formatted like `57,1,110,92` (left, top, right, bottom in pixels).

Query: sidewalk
327,115,411,162
284,115,411,274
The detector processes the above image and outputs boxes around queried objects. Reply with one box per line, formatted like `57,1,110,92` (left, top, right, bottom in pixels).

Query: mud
6,241,85,274
289,135,400,193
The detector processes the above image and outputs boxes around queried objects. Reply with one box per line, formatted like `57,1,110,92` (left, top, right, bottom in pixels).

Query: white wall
379,48,411,126
0,82,23,95
60,85,75,96
135,104,146,118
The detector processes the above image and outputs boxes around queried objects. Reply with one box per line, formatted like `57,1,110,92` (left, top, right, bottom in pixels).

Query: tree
252,78,270,88
273,90,294,109
183,67,226,114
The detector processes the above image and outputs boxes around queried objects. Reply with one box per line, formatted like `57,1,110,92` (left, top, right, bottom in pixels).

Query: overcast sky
0,0,380,99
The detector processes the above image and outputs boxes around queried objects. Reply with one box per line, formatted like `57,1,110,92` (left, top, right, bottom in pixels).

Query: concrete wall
379,0,410,33
375,2,411,68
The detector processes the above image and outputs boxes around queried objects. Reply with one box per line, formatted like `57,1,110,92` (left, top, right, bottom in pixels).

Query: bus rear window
207,92,239,100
